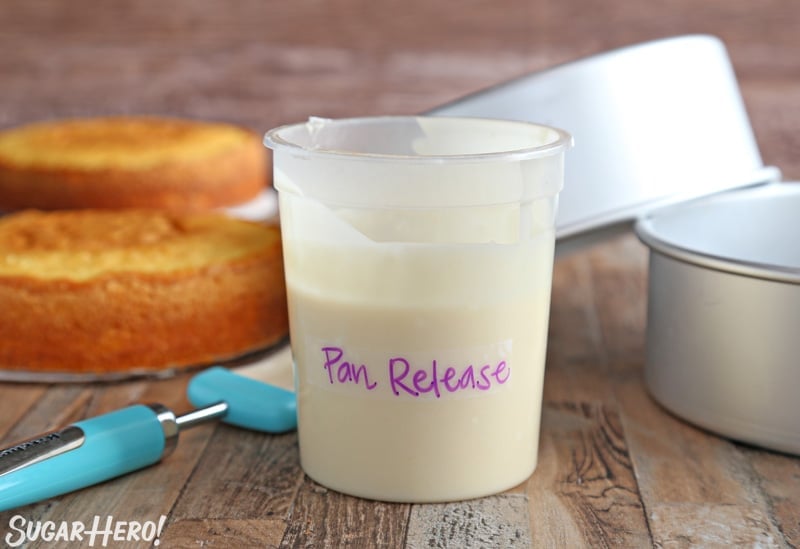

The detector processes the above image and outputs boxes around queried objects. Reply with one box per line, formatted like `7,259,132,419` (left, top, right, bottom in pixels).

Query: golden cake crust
0,117,267,212
0,210,288,376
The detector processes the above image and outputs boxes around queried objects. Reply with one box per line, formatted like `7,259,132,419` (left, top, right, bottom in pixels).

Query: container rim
634,188,800,285
263,115,572,164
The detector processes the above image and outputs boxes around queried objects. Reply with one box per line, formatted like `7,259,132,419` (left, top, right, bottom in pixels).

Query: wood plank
279,478,410,548
523,420,588,548
741,448,800,547
546,253,612,404
136,370,193,412
406,495,530,548
583,235,648,378
584,236,788,546
530,236,652,547
160,518,286,548
615,378,788,547
0,384,47,441
0,385,92,445
526,402,652,548
647,503,784,548
616,379,756,504
167,428,302,520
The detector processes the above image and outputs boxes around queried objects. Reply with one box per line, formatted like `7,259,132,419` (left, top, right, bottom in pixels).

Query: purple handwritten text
321,346,378,390
389,357,510,398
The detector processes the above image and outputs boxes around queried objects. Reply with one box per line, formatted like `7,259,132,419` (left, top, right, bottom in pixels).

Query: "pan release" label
306,340,513,400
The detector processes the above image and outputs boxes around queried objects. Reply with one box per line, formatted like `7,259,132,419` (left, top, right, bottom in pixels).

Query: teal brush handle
0,405,168,512
0,367,294,512
187,367,297,433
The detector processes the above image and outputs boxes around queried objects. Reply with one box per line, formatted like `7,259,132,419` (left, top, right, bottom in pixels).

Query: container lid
429,34,780,252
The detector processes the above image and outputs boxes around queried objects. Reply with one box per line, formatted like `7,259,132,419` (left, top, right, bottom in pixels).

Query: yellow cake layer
0,117,253,171
0,210,277,280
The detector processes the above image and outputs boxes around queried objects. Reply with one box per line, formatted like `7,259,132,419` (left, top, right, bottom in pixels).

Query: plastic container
265,116,571,502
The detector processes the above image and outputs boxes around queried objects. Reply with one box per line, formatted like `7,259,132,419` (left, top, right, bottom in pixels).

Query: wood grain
161,518,286,548
584,236,792,548
406,495,530,548
527,241,652,547
744,449,800,547
0,385,47,441
527,401,651,548
168,428,302,521
280,479,410,548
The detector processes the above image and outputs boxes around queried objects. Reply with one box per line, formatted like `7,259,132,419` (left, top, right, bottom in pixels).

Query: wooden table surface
1,1,799,547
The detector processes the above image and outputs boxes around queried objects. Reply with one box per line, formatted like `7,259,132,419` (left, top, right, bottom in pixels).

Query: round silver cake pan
635,182,800,455
429,34,779,250
431,34,798,455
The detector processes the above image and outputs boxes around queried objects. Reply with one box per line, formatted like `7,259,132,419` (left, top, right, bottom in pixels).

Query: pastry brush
0,352,296,512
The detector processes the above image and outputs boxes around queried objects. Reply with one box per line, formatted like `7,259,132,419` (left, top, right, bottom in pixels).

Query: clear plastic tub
265,116,571,502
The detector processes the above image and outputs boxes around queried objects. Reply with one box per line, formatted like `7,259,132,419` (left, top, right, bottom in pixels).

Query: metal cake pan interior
635,183,800,455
